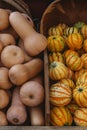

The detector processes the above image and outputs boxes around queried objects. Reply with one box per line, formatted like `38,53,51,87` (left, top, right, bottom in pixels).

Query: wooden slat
44,49,50,126
0,126,86,130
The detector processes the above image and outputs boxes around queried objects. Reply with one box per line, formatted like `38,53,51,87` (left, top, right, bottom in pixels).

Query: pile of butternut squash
0,8,47,126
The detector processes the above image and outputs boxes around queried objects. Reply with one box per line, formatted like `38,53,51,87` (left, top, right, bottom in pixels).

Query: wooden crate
40,0,87,128
0,0,49,128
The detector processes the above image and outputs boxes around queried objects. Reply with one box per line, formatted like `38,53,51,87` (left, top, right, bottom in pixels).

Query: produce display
47,22,87,126
0,8,47,126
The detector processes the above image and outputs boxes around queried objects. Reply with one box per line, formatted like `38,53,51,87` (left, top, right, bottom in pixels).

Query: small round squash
50,83,72,106
47,35,65,52
73,83,87,107
50,106,73,126
74,108,87,126
1,45,25,68
49,61,68,80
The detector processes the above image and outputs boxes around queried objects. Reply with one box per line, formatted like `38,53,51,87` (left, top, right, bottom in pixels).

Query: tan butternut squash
20,81,44,107
7,87,27,125
9,12,47,56
0,111,8,126
29,106,45,126
9,58,43,85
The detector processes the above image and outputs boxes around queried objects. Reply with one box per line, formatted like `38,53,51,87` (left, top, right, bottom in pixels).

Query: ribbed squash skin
74,108,87,126
47,35,65,52
48,52,64,63
81,25,87,39
64,27,78,36
48,26,63,36
50,83,72,106
66,54,83,71
50,106,73,126
83,39,87,52
73,83,87,107
59,78,75,90
76,72,87,86
66,33,83,50
67,103,79,115
81,53,87,69
49,61,68,80
74,68,87,81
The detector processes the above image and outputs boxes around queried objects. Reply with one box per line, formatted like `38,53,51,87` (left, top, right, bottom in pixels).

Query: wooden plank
0,126,86,130
44,49,50,126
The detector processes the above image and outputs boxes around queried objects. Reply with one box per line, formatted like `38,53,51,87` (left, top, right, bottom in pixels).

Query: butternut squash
0,67,12,89
0,89,10,109
9,58,43,85
9,11,47,56
29,106,45,126
0,111,8,126
20,81,44,107
7,87,27,125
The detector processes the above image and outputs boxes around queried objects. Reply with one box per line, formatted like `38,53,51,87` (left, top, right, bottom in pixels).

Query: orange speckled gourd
76,72,87,86
50,83,72,106
81,25,87,39
50,106,73,126
81,53,87,69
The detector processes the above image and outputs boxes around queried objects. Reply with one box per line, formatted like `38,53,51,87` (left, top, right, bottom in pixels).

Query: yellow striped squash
59,78,75,90
74,108,87,126
66,33,83,50
83,39,87,52
50,83,72,106
49,61,68,80
47,35,65,52
81,53,87,69
76,72,87,86
66,54,83,71
64,27,78,36
48,52,64,63
50,106,73,126
74,68,87,81
73,83,87,107
81,25,87,39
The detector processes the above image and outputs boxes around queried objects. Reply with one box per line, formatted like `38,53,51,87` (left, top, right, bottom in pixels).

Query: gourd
49,61,68,80
73,83,87,107
29,106,45,126
20,81,44,107
65,53,83,71
50,106,73,126
9,58,43,85
7,87,27,125
0,111,8,126
9,11,47,56
49,83,72,106
47,35,65,52
0,9,9,31
81,53,87,69
64,27,78,36
74,108,87,126
0,34,16,47
0,89,10,109
0,67,12,89
1,45,25,68
76,72,87,86
74,68,87,81
59,78,75,90
83,39,87,52
48,25,63,36
81,25,87,38
66,33,83,50
48,52,64,63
